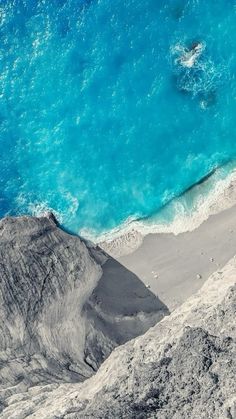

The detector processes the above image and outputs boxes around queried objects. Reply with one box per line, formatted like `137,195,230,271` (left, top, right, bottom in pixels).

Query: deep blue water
1,0,236,236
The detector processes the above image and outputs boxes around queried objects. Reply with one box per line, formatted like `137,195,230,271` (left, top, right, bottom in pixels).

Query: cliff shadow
84,253,170,346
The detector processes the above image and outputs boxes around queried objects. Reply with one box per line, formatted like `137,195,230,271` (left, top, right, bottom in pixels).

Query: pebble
210,257,214,262
196,273,202,279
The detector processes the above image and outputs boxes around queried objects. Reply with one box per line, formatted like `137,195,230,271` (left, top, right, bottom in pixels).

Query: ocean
1,0,236,240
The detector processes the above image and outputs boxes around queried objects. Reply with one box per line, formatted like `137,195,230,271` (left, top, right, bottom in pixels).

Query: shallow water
1,0,236,236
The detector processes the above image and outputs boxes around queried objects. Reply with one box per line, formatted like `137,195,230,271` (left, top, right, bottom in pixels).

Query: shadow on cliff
49,215,170,367
59,215,169,329
58,216,169,349
42,216,170,371
84,254,169,363
0,213,169,397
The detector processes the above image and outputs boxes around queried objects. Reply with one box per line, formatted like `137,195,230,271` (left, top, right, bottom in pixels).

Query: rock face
0,214,168,413
2,249,236,418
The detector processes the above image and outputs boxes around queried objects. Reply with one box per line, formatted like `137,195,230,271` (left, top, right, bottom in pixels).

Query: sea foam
1,1,236,240
95,164,236,257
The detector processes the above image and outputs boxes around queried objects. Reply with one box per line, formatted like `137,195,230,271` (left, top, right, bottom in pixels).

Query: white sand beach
102,204,236,311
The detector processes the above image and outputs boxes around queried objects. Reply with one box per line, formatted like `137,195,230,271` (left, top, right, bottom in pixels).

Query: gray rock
0,214,168,412
2,254,236,419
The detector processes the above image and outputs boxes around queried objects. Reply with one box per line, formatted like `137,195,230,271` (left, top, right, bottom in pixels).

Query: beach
1,1,236,417
100,204,236,311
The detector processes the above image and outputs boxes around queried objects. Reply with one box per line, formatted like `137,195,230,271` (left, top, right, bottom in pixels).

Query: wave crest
94,164,236,257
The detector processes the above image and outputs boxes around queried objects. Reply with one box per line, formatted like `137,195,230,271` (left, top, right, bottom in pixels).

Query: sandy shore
106,204,236,311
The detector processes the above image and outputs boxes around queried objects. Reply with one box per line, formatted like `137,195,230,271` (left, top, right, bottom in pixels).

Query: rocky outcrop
0,214,168,413
2,251,236,418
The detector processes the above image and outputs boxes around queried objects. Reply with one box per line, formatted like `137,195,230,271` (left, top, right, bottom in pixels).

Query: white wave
28,201,64,223
85,166,236,257
173,42,205,68
171,40,227,101
19,166,236,259
16,190,79,226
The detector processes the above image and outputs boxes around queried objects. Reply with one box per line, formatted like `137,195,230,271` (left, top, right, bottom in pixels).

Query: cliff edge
0,214,168,415
2,245,236,418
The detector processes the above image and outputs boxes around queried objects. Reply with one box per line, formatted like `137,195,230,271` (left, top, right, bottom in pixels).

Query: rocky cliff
0,214,168,416
1,237,236,418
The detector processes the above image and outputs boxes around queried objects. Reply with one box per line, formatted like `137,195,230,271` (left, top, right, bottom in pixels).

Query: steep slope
3,254,236,418
0,214,168,411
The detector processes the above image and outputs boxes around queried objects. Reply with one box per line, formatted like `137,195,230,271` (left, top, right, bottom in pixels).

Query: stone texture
2,253,236,418
0,214,168,416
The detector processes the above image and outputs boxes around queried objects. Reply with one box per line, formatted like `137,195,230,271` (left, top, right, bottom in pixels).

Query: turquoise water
1,0,236,236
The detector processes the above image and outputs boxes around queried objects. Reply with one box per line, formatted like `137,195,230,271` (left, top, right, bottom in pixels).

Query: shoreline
27,161,236,259
95,164,236,311
96,163,236,258
14,163,236,313
116,203,236,311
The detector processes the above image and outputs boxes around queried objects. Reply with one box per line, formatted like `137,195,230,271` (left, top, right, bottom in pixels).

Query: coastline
96,163,236,257
21,163,236,312
117,203,236,311
94,165,236,311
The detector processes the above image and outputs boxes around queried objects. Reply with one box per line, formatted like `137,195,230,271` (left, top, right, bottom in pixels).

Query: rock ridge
2,252,235,418
0,214,168,415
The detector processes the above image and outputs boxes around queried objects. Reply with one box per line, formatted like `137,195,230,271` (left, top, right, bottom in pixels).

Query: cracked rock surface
2,245,236,418
0,214,168,416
